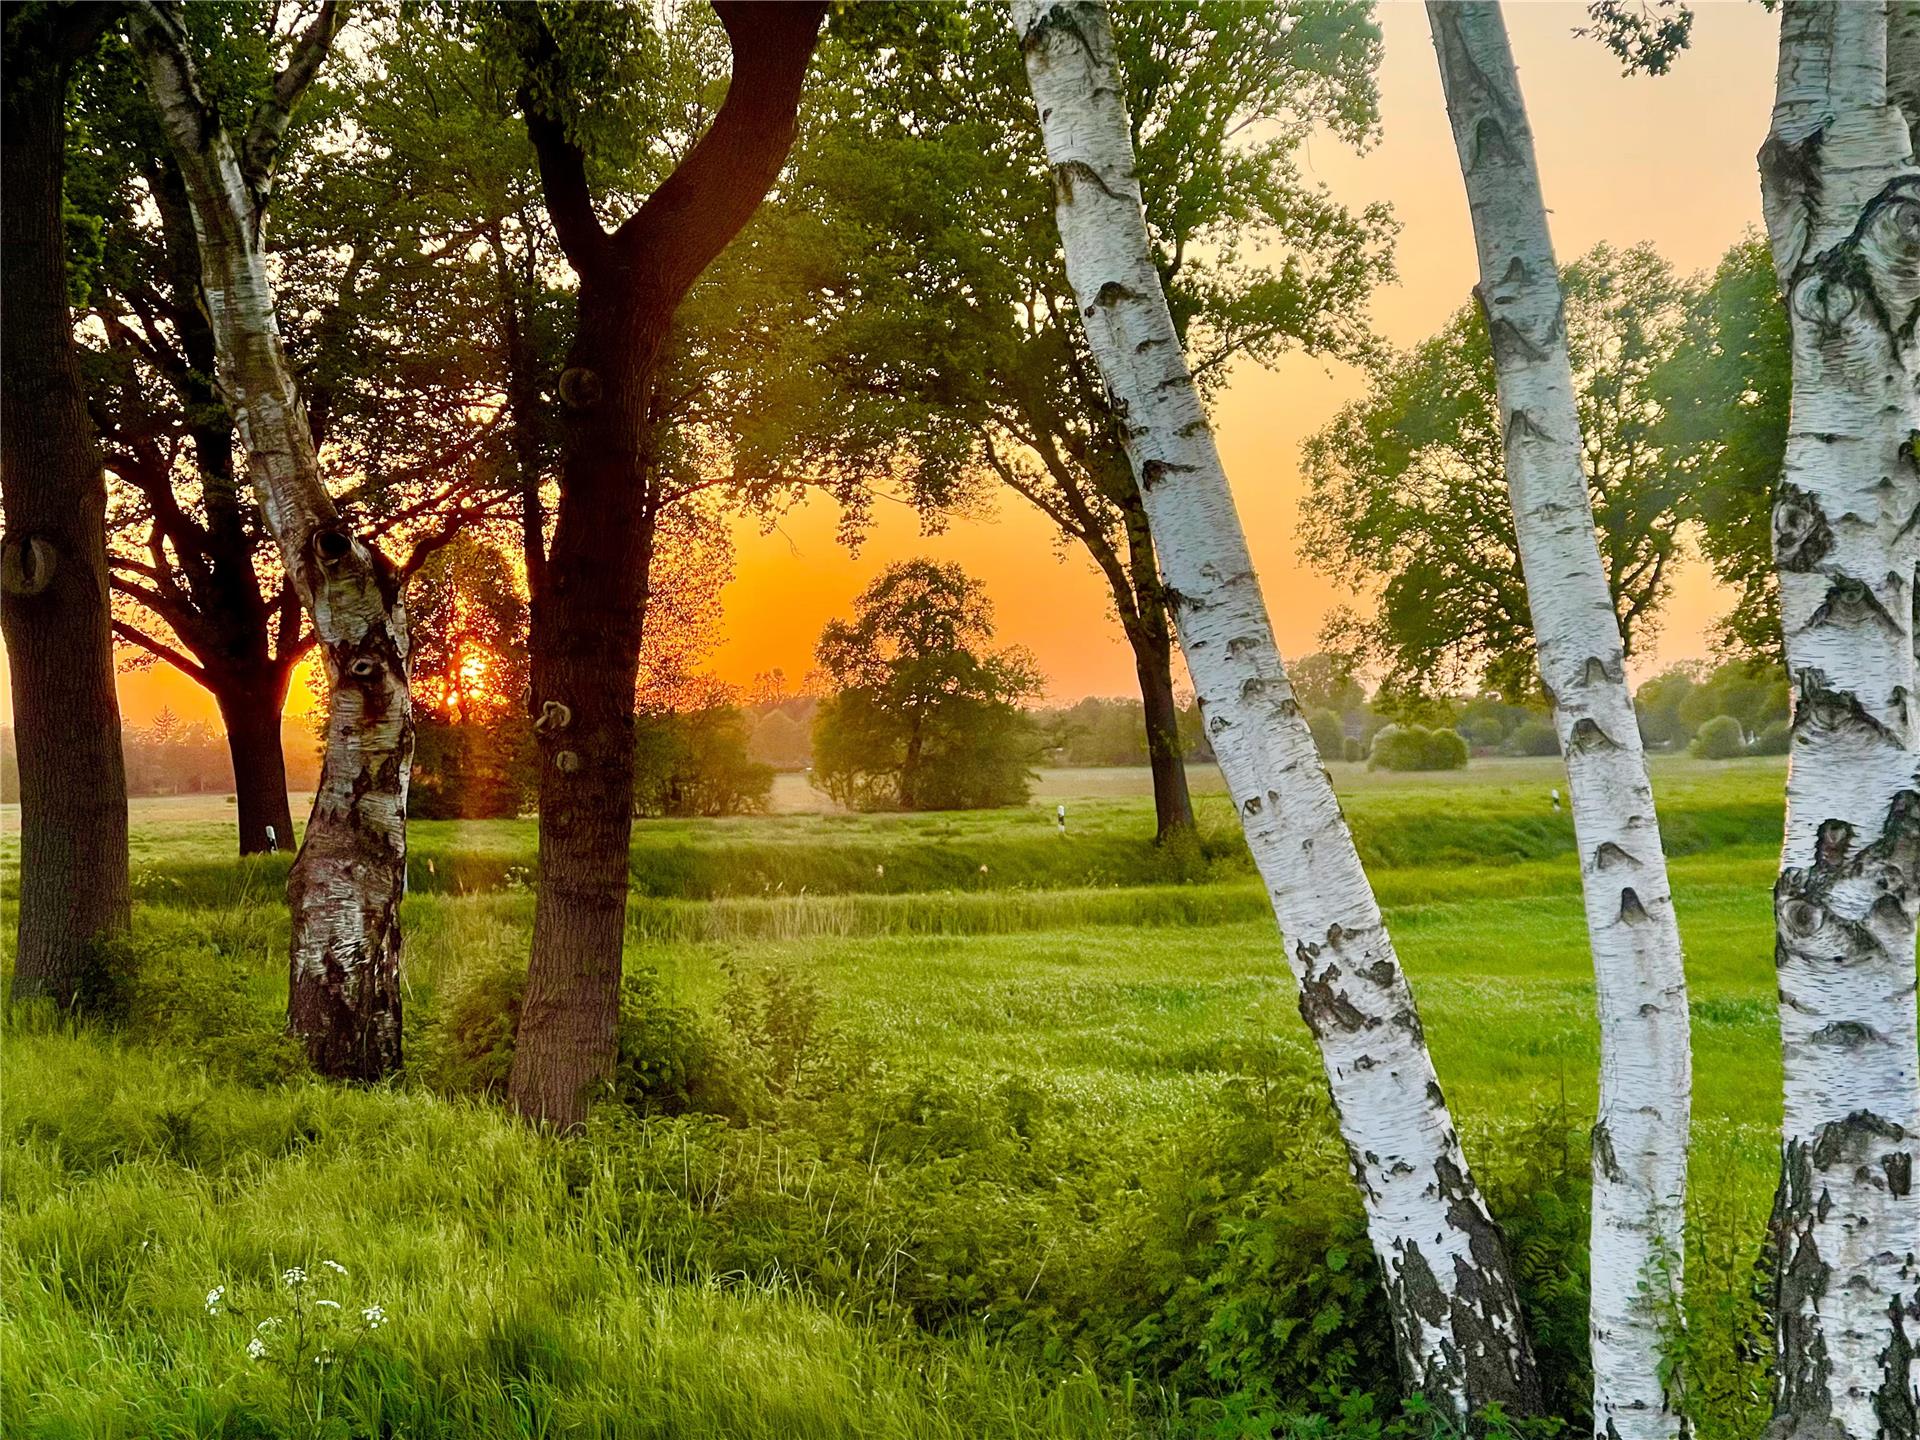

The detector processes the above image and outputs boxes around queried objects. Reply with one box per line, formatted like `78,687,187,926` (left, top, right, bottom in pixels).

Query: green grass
1,758,1788,1438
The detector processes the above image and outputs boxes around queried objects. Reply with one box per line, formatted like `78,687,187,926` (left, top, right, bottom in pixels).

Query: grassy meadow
2,757,1788,1438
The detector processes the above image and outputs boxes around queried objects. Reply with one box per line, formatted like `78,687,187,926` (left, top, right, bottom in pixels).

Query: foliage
1635,661,1788,754
812,561,1044,811
728,1,1392,792
1688,715,1747,761
1747,720,1790,758
634,707,775,819
1308,710,1347,761
1301,244,1694,702
1367,725,1467,773
1501,720,1561,759
1649,236,1790,660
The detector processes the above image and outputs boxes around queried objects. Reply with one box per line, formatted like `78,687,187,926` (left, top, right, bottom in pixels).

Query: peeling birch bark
1758,4,1920,1434
1013,1,1540,1420
131,1,412,1081
1428,8,1692,1437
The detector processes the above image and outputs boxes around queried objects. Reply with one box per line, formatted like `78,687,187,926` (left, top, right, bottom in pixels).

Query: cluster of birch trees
1015,0,1916,1433
3,1,1916,1434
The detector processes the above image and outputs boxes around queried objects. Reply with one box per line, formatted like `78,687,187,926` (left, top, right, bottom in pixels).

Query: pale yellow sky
47,0,1782,728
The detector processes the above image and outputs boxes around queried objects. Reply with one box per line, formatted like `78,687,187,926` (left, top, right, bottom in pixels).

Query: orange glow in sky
32,1,1782,729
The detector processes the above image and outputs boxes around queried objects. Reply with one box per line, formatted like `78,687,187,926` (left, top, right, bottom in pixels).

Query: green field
2,758,1788,1438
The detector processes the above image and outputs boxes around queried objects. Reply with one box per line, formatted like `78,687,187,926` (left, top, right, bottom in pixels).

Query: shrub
1748,719,1790,756
633,707,774,817
1368,724,1468,772
1503,719,1561,757
1342,736,1365,763
1308,709,1347,761
1689,714,1746,760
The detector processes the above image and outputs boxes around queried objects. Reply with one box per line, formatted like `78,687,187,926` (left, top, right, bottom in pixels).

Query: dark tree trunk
1129,615,1194,842
509,309,657,1125
1120,491,1195,841
2,6,133,1008
214,668,296,855
505,0,827,1129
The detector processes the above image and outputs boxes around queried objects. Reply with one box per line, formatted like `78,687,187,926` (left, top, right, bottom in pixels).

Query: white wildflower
205,1286,225,1315
321,1259,348,1278
255,1318,282,1333
246,1337,267,1361
314,1299,341,1310
314,1350,334,1367
361,1305,386,1329
282,1267,307,1288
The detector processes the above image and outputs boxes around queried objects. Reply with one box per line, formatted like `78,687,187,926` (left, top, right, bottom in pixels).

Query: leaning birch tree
130,0,416,1081
1013,0,1540,1421
1756,3,1920,1433
1428,7,1692,1438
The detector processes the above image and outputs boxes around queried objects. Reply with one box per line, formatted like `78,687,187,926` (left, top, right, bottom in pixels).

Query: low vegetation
4,759,1784,1437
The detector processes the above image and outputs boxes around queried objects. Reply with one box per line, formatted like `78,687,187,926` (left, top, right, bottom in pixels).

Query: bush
411,717,535,819
1503,719,1561,757
1367,724,1468,772
634,707,774,818
1308,709,1347,761
1342,736,1365,763
1689,714,1746,760
1748,719,1791,756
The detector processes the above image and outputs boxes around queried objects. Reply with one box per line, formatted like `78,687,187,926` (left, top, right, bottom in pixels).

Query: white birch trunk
1426,8,1693,1437
1013,1,1540,1420
131,1,413,1080
1758,4,1920,1434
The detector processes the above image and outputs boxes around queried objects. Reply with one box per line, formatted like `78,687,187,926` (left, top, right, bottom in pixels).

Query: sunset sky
81,0,1781,728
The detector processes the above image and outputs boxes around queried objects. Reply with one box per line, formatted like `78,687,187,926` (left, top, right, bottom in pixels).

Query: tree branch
112,616,207,682
239,0,349,202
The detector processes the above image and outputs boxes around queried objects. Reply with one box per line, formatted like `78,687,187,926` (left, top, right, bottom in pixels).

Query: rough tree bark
505,1,827,1129
1013,1,1541,1421
131,0,415,1080
2,1,133,1008
1756,4,1920,1435
1428,8,1693,1438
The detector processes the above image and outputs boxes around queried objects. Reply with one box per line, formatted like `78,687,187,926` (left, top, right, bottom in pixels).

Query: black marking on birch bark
1874,1291,1919,1438
1594,841,1639,872
1569,717,1621,753
1619,887,1650,924
1297,964,1370,1034
1483,313,1547,367
1365,959,1398,987
1504,407,1552,445
1239,675,1266,702
1809,1020,1880,1048
0,534,57,597
1794,670,1902,746
1817,818,1855,871
1140,458,1197,490
1134,335,1169,354
1177,419,1207,437
1593,1119,1624,1182
1775,486,1836,573
1242,794,1262,817
1768,1136,1840,1436
1468,115,1518,173
1088,279,1142,310
1019,1,1099,60
1885,1152,1914,1199
1427,1079,1447,1108
1207,711,1231,736
1053,159,1123,207
1807,575,1902,632
558,366,601,410
1582,653,1624,686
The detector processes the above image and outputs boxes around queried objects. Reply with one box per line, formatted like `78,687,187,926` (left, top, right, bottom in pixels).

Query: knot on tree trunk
0,534,58,597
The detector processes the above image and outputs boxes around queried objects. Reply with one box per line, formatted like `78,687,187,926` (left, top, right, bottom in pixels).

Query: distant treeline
0,717,321,803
